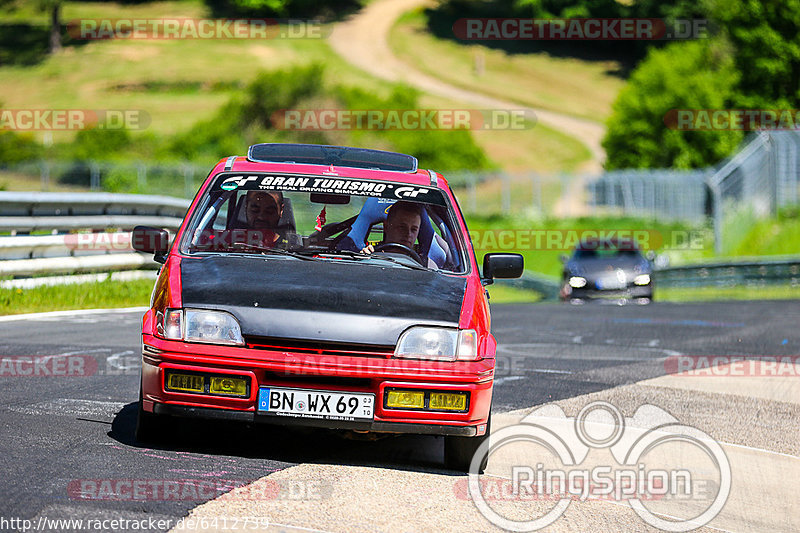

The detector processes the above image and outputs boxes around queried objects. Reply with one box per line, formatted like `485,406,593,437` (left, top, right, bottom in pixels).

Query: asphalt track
0,301,798,532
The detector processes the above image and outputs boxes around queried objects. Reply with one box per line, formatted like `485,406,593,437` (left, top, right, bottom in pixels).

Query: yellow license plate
210,376,248,396
429,392,467,411
167,373,204,393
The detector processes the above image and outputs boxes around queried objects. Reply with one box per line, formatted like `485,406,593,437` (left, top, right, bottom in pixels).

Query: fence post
502,172,511,214
469,173,477,213
183,165,194,198
90,162,100,190
40,161,50,191
137,164,147,189
711,184,723,255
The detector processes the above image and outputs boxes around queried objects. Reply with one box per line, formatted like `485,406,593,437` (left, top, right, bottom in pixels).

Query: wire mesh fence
0,160,210,199
3,131,800,247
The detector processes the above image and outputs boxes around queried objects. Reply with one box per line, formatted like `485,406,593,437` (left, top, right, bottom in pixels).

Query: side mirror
132,225,169,263
482,253,523,285
645,250,656,261
559,254,569,264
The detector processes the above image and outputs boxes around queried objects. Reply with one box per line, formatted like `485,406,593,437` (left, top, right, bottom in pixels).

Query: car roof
577,237,641,250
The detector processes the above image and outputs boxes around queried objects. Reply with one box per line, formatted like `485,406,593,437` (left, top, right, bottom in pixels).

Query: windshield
573,241,642,260
180,172,468,273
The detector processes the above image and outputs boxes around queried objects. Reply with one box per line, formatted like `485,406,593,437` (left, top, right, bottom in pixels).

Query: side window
212,196,231,230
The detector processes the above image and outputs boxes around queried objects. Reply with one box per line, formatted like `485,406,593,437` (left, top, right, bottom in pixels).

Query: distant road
328,0,606,174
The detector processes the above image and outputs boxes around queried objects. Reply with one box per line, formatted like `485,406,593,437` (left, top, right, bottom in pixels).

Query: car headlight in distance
161,309,244,345
568,276,587,288
633,274,651,286
394,327,478,361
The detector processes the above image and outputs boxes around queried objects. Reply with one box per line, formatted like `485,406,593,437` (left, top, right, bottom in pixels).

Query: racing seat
338,197,448,268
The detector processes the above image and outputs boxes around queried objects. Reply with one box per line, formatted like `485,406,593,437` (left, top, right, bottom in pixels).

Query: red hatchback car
132,143,522,472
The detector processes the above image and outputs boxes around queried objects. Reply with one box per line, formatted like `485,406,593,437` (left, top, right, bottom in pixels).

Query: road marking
494,376,525,385
8,399,125,418
0,307,148,322
528,368,573,375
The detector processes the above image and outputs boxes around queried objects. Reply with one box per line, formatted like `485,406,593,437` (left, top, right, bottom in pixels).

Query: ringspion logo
467,401,730,531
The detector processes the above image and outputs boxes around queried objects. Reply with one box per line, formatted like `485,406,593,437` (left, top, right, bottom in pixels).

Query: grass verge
465,214,706,278
389,9,625,123
486,283,542,303
0,278,153,315
655,284,800,303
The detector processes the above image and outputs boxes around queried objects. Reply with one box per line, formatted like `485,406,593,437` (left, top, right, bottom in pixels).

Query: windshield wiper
227,242,317,261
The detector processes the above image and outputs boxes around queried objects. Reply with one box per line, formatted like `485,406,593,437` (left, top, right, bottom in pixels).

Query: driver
361,201,421,257
242,190,288,248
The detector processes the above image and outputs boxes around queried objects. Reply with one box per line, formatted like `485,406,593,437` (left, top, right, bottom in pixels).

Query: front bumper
141,334,494,437
563,283,653,300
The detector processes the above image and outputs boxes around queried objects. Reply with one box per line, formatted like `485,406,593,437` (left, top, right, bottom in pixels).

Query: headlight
160,309,244,346
633,274,651,286
394,327,478,361
568,276,587,288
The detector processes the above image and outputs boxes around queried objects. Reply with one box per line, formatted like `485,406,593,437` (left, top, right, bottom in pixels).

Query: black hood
180,255,467,345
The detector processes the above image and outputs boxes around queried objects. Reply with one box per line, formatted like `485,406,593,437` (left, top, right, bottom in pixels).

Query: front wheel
444,414,491,473
135,386,171,444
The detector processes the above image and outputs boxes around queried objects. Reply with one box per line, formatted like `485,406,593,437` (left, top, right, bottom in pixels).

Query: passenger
243,190,287,248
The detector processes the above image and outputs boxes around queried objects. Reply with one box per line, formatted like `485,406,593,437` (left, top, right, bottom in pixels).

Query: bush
0,130,42,165
335,86,491,172
603,40,743,169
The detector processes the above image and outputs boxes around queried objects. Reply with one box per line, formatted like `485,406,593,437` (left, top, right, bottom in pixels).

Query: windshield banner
214,173,446,205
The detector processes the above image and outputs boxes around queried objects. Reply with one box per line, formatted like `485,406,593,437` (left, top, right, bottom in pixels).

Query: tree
710,0,800,108
603,40,743,169
35,0,62,53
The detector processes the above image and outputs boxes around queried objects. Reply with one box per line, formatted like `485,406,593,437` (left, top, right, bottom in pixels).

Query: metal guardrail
0,191,190,232
494,272,561,300
495,258,800,301
0,192,188,284
654,258,800,288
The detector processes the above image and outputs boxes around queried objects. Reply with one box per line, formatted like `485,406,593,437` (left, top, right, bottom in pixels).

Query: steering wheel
373,242,424,265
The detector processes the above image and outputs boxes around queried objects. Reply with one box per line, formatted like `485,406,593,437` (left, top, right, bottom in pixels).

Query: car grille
245,337,394,358
262,370,373,390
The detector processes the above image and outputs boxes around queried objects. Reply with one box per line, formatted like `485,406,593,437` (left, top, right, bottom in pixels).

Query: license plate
596,278,624,290
257,387,374,422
